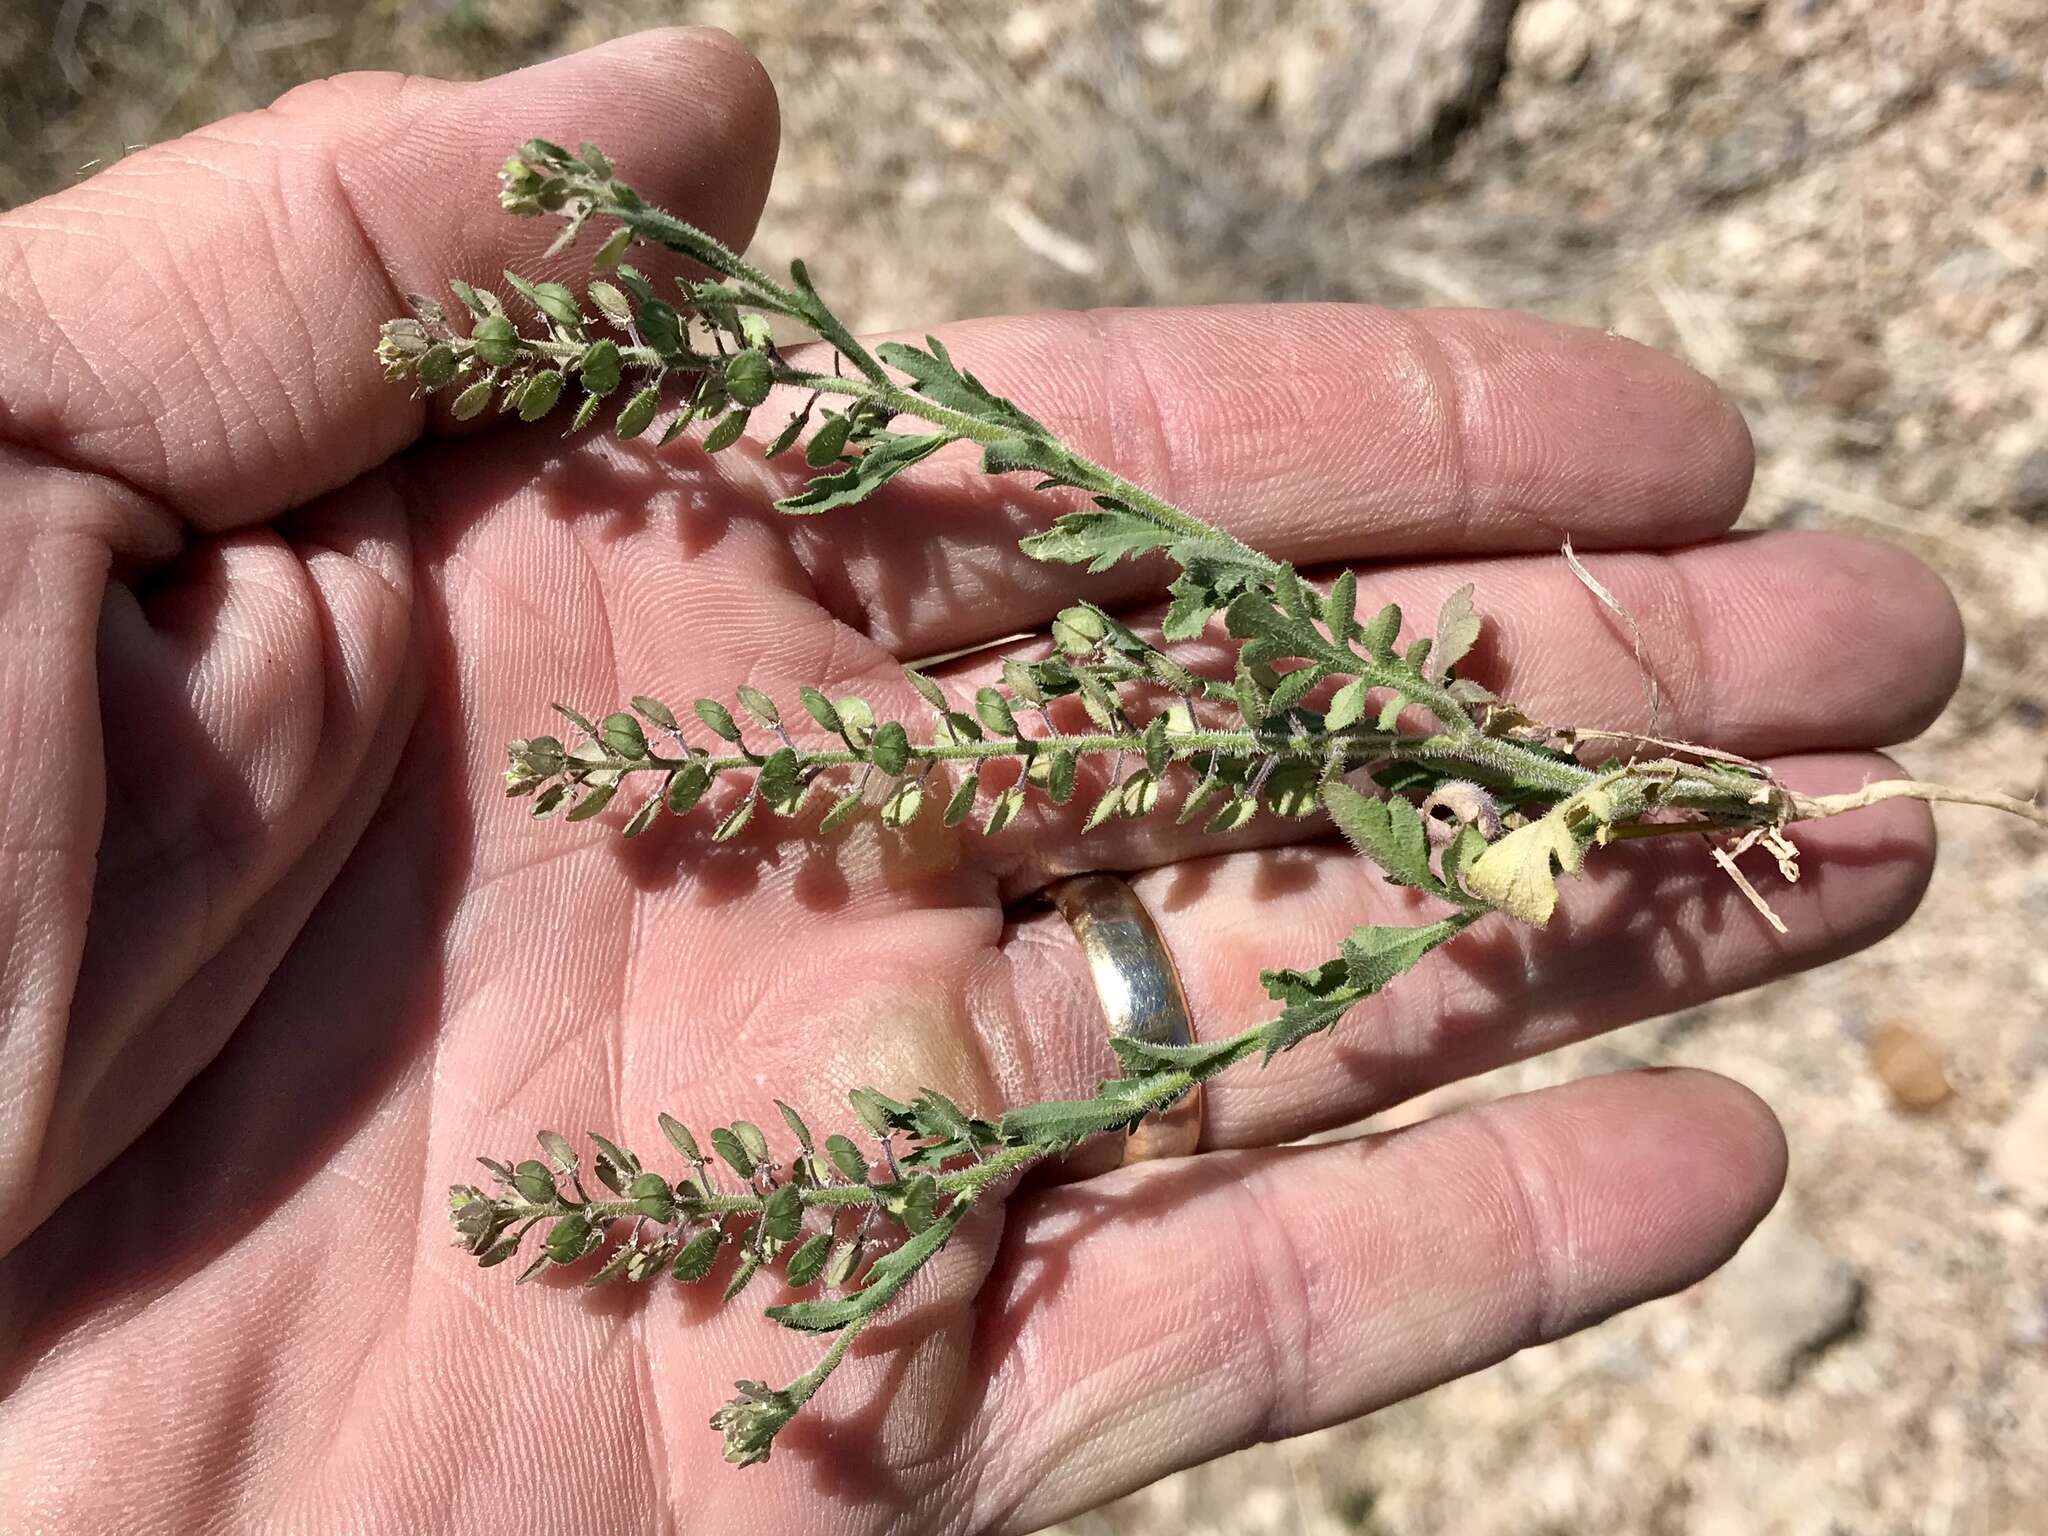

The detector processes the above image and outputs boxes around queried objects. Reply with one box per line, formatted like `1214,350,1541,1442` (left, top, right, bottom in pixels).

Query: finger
967,1066,1786,1532
989,752,1931,1151
778,305,1753,657
0,27,778,529
931,531,1959,893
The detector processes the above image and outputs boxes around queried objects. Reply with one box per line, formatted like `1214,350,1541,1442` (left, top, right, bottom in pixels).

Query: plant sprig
382,139,2048,1468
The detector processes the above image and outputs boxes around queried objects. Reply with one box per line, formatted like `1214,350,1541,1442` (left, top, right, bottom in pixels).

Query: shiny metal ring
1047,873,1203,1163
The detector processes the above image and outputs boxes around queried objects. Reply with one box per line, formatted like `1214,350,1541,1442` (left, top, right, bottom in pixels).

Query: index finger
780,305,1756,658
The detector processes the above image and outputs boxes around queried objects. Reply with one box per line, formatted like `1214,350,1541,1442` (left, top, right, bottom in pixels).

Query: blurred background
4,1,2045,1531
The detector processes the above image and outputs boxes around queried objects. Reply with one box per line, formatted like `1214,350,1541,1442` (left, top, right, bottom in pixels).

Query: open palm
0,29,1960,1534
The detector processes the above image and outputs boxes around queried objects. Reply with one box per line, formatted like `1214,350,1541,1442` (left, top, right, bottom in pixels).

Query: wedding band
1048,873,1204,1163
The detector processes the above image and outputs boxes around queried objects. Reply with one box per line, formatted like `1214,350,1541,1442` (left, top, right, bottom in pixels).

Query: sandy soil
4,2,2044,1532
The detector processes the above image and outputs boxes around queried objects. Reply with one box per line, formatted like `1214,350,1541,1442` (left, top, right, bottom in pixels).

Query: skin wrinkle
1400,309,1480,550
1088,307,1181,522
1465,1107,1566,1348
1224,1165,1320,1448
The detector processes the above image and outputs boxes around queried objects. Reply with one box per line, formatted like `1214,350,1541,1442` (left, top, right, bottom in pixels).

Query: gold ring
1048,873,1203,1163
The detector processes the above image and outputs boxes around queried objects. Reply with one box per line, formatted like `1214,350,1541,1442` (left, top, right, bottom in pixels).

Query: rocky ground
4,1,2044,1532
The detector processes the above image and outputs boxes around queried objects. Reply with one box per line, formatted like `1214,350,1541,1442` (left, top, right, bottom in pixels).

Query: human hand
0,27,1960,1532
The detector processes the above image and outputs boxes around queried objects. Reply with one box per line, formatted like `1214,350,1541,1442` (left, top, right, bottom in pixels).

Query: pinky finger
965,1067,1786,1533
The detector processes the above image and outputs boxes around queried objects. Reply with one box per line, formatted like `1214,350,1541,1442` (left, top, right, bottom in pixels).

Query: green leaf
761,1184,802,1244
565,782,616,821
615,384,661,440
905,670,950,715
873,335,1048,435
600,711,648,759
880,780,926,828
756,748,801,806
448,279,501,320
983,783,1026,833
664,762,711,814
775,431,951,515
624,702,675,740
710,1126,755,1179
517,370,565,422
997,1076,1158,1146
1260,916,1473,1058
1321,781,1441,895
785,1231,832,1287
672,1227,724,1282
1082,780,1125,833
799,687,842,732
805,413,852,466
766,1194,972,1333
849,1087,912,1137
1177,774,1226,824
729,688,774,729
722,1250,763,1302
1044,748,1078,804
579,339,622,396
513,1159,557,1204
1342,916,1472,992
702,408,750,453
1265,666,1322,717
1262,763,1321,818
733,1121,771,1164
1360,602,1402,660
504,270,583,328
824,1238,864,1288
537,1130,579,1177
1019,508,1174,574
589,1132,640,1189
824,1135,868,1183
833,696,874,740
1428,583,1481,683
725,348,773,407
695,699,744,742
659,1113,701,1161
764,406,812,459
1323,570,1360,642
819,789,865,834
1325,678,1370,731
869,721,911,775
1107,1034,1248,1080
588,278,632,325
546,1212,598,1265
942,771,980,827
1120,769,1162,819
1141,714,1171,776
1051,605,1108,656
1440,822,1489,897
450,378,494,420
1206,793,1258,834
776,1100,814,1151
621,795,663,838
469,312,518,367
713,797,757,842
909,1089,976,1149
630,1171,676,1222
893,1173,939,1234
975,687,1017,736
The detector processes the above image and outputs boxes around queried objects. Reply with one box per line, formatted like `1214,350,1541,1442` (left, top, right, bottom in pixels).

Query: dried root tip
1788,779,2048,832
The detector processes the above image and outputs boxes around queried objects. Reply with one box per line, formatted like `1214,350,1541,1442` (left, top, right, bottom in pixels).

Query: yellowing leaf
1463,812,1585,926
